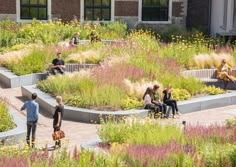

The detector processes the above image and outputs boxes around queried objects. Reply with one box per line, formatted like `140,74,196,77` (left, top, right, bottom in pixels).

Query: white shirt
144,94,152,106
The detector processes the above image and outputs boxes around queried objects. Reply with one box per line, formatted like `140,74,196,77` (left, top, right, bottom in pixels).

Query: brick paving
1,86,236,150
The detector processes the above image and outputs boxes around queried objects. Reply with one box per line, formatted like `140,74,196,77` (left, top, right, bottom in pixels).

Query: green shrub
98,119,183,145
0,19,127,48
202,85,225,95
0,99,14,132
172,88,191,101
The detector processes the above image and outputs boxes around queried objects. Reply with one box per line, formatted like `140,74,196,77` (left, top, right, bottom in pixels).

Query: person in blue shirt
21,93,39,148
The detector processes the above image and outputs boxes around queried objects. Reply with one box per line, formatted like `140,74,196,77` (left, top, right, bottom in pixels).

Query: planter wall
0,67,47,88
0,64,98,88
0,108,26,145
22,85,236,123
21,85,148,123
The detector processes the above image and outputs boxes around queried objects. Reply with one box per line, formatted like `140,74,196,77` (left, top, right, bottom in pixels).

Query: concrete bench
182,69,236,89
65,63,98,73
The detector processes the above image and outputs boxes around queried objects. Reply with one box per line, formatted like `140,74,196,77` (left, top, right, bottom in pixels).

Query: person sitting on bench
152,85,167,118
143,87,159,117
216,59,236,89
50,52,65,75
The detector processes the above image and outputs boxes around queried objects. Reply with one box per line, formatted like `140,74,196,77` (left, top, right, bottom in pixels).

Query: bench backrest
182,68,236,79
65,64,98,73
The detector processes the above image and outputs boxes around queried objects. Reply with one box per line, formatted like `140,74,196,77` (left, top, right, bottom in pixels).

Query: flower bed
0,99,14,132
96,118,236,166
1,118,236,166
37,32,226,110
0,19,127,49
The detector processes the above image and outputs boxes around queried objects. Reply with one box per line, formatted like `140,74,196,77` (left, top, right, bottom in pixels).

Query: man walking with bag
21,93,39,148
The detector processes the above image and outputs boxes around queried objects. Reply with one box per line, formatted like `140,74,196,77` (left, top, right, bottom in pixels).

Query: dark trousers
155,103,167,115
26,120,37,147
144,103,158,112
164,100,178,115
51,68,64,75
53,120,62,146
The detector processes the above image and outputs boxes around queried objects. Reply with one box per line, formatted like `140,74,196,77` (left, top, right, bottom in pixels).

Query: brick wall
52,0,80,21
0,0,16,14
172,2,183,17
115,1,138,17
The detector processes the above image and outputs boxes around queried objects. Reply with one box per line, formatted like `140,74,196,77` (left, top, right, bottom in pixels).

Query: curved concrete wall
21,85,149,123
0,107,26,145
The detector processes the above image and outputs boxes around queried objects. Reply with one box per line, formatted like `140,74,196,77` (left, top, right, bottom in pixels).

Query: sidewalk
1,86,236,150
0,86,99,150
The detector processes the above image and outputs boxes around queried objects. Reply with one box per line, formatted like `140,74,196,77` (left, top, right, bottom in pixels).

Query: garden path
1,86,236,150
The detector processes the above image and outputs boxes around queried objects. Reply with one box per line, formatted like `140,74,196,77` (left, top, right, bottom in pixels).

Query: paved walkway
1,86,236,150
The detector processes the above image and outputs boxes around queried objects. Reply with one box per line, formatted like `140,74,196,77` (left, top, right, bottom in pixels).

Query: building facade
211,0,236,37
0,0,187,28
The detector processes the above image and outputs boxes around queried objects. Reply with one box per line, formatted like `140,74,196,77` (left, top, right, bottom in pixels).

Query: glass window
20,0,47,20
84,0,111,21
142,0,169,21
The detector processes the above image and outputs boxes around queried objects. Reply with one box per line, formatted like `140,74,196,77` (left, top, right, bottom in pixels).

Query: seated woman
217,59,236,89
70,32,79,47
143,87,158,114
152,85,167,118
162,84,181,118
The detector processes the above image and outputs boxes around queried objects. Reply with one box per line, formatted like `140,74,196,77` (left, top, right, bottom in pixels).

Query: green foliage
121,97,143,109
38,75,130,110
0,99,14,132
225,117,236,129
3,47,54,75
0,19,127,48
98,119,183,145
199,143,236,167
172,88,191,101
202,85,225,95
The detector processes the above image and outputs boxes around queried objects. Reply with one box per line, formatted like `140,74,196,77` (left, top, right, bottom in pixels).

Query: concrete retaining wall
22,85,236,123
0,107,26,145
0,67,47,88
21,85,149,123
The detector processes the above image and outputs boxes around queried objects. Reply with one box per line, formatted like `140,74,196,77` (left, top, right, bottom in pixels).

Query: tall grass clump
37,73,134,110
3,47,54,75
0,99,14,132
98,118,183,145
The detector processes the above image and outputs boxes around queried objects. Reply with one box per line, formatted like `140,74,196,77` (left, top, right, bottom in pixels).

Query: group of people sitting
69,31,101,47
143,84,181,119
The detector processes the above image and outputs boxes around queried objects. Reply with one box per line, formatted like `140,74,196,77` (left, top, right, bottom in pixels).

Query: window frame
16,0,51,22
138,0,172,24
84,0,111,21
80,0,114,23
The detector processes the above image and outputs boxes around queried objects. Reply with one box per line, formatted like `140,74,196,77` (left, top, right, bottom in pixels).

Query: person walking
53,96,64,148
21,93,39,148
